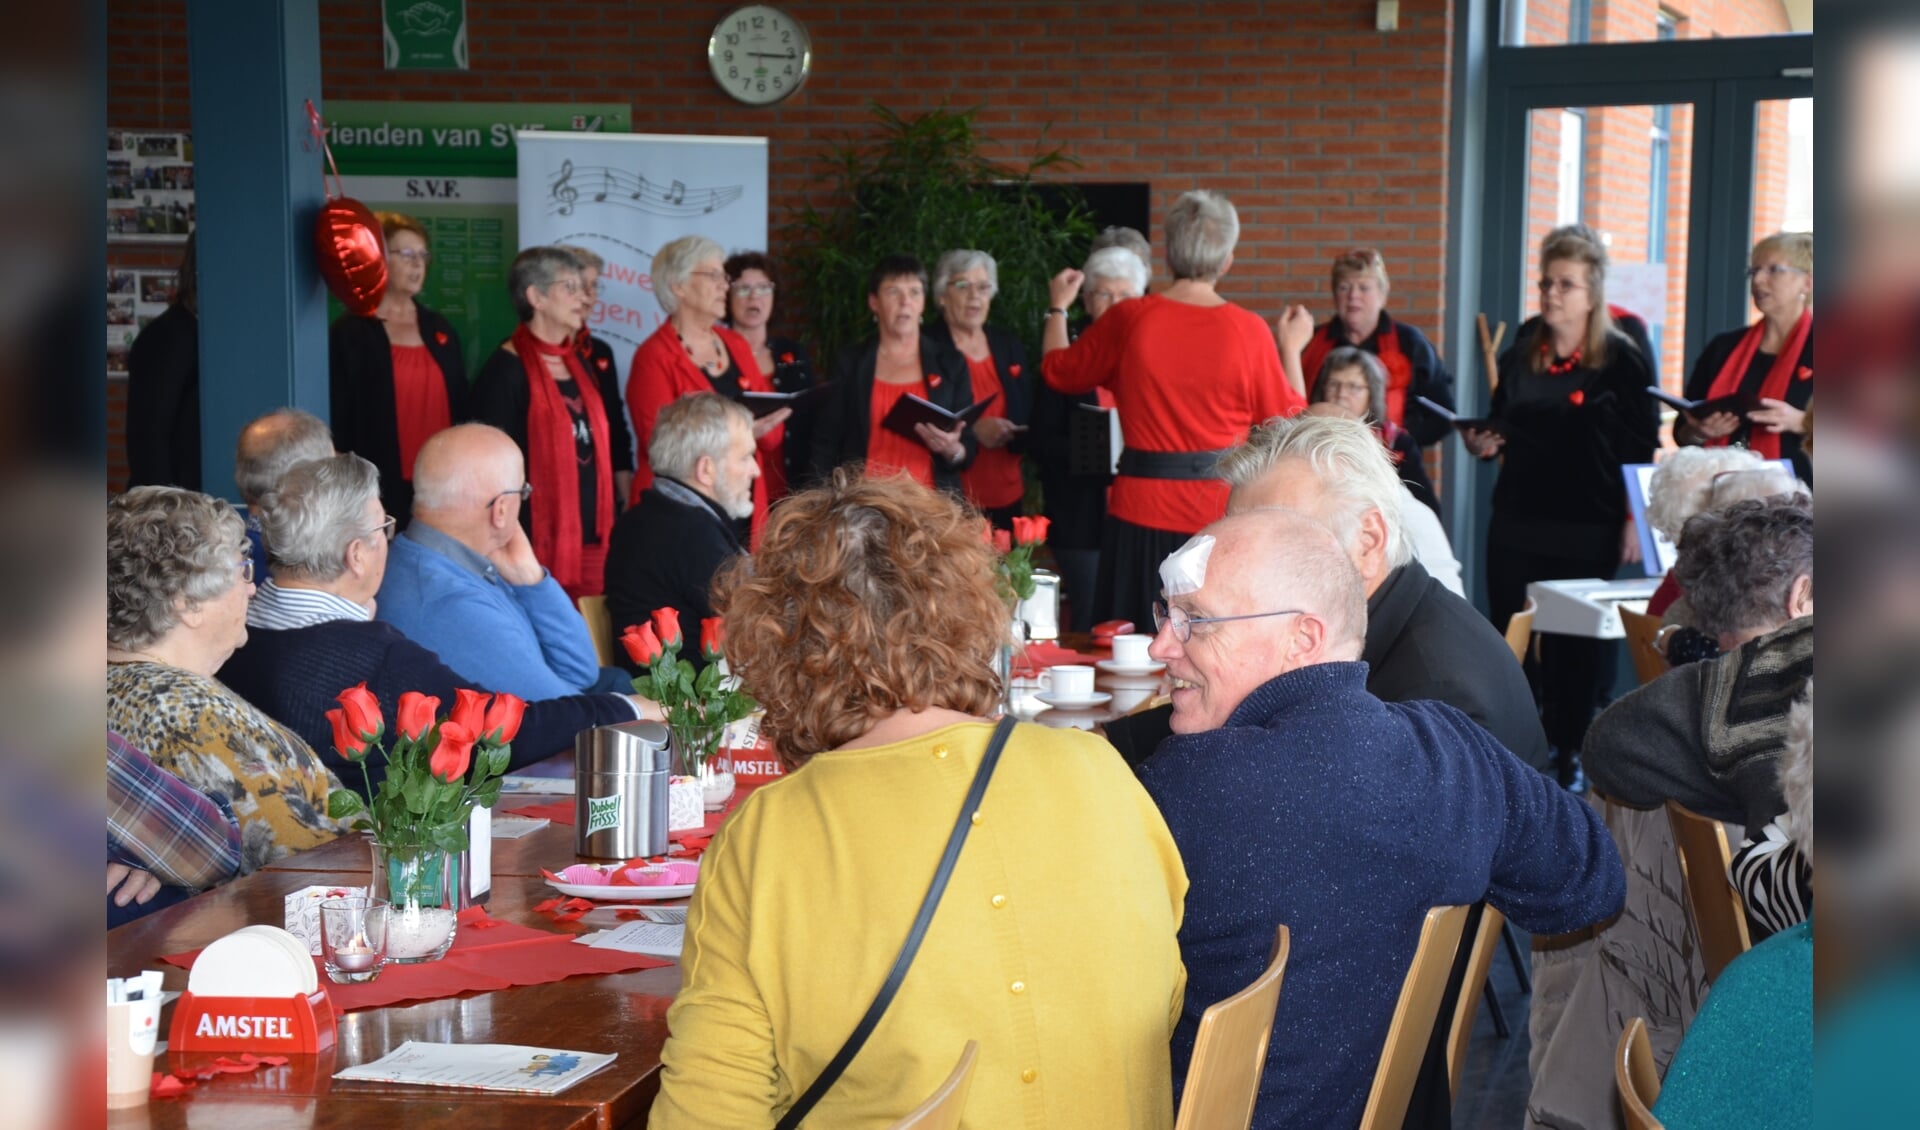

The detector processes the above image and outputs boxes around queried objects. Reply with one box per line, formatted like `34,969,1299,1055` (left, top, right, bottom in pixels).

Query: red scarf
512,322,615,593
1704,308,1812,459
1300,314,1415,428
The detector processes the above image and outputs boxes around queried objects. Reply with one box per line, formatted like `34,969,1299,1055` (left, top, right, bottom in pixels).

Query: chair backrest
1504,600,1536,665
1615,1016,1664,1130
1665,800,1753,984
1445,905,1506,1094
890,1040,979,1130
577,594,617,667
1358,905,1473,1130
1175,925,1292,1130
1619,607,1669,686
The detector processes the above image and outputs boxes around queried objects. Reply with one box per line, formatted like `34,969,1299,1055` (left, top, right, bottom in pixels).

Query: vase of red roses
989,517,1050,704
621,608,757,810
325,684,523,963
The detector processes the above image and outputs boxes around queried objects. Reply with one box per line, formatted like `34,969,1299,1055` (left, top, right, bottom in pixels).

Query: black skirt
1095,516,1192,631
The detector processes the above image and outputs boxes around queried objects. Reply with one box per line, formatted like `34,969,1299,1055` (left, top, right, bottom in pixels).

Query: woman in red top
627,235,790,547
927,249,1030,529
1042,190,1305,627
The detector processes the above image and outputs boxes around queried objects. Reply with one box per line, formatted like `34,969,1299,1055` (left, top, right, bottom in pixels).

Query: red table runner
1012,640,1105,676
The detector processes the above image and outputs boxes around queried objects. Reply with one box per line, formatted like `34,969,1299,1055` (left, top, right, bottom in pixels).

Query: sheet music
548,160,742,218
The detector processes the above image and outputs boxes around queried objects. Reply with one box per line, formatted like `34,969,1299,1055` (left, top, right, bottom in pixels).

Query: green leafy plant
324,684,520,855
785,103,1099,371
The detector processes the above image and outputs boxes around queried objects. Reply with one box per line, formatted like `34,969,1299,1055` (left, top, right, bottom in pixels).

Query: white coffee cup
106,995,162,1108
1040,664,1096,701
1110,633,1153,666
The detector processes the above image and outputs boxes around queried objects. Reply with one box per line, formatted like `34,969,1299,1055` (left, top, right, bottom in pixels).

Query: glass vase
669,718,735,811
369,842,460,964
995,618,1030,713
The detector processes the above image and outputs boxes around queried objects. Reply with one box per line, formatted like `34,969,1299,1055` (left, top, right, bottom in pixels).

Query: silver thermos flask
1017,569,1062,640
574,720,671,860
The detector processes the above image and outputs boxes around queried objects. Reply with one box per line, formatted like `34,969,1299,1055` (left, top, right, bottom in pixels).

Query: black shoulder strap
774,715,1018,1130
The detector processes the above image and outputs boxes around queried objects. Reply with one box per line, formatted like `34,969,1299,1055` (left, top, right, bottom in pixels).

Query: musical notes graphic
544,163,742,218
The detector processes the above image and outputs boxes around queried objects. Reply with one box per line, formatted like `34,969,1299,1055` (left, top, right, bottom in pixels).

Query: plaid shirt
108,731,243,890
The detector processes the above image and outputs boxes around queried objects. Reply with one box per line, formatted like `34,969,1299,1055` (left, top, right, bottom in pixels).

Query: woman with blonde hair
1292,247,1456,445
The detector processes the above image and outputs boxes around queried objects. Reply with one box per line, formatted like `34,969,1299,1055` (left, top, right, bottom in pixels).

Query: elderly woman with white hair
925,249,1031,527
471,246,620,597
626,235,789,546
1042,190,1304,626
107,486,340,872
217,454,656,789
1643,444,1805,620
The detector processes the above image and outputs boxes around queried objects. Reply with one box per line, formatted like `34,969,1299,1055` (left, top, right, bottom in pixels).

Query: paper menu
574,920,685,958
333,1041,617,1095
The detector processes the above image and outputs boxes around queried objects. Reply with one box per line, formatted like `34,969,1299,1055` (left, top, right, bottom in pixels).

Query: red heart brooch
927,373,942,389
434,331,449,345
1567,390,1585,406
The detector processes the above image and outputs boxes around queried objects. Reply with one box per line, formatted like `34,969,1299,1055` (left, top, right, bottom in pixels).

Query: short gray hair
508,246,584,322
555,243,605,272
234,409,333,509
1082,246,1150,296
1310,347,1389,427
932,249,999,298
1217,413,1411,570
652,235,725,316
258,453,382,580
108,487,249,651
1673,496,1813,640
650,392,753,482
1165,190,1239,281
1646,446,1806,543
1089,225,1152,271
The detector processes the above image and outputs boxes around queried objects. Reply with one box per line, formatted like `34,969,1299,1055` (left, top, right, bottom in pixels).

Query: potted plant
621,609,758,809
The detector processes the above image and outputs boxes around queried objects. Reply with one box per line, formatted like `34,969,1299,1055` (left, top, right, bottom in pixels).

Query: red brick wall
106,0,1458,491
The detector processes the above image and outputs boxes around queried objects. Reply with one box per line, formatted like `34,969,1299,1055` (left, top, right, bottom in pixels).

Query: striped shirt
1730,819,1812,943
247,580,372,630
107,731,243,891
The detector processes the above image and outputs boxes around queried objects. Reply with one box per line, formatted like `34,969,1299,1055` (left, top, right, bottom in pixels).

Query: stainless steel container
1016,569,1061,640
574,720,671,860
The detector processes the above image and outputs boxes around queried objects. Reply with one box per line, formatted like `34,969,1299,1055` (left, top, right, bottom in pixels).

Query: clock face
709,6,811,105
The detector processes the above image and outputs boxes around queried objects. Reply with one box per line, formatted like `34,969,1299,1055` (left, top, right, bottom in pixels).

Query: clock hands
745,51,795,59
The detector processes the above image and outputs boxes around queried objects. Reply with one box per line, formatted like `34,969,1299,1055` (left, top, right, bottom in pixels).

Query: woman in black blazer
926,248,1032,529
328,212,466,525
810,256,977,497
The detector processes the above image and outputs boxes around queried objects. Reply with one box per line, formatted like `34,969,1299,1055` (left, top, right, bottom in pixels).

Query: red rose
1011,516,1031,544
701,617,725,660
652,607,683,649
622,622,664,666
396,692,440,742
1568,389,1586,406
448,688,491,737
1009,363,1022,378
325,708,369,760
481,693,527,745
927,373,943,389
993,528,1012,555
429,723,477,782
335,683,383,745
1030,516,1050,544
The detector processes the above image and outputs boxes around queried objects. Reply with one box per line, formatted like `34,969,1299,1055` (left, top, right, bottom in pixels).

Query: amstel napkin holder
168,925,336,1054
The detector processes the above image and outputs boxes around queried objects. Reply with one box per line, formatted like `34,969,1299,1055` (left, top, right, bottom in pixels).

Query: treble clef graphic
551,159,578,216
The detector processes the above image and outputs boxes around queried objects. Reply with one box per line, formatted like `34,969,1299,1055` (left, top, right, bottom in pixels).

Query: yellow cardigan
649,720,1189,1129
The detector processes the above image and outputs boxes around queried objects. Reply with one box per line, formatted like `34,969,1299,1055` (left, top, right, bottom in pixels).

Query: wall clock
709,6,811,105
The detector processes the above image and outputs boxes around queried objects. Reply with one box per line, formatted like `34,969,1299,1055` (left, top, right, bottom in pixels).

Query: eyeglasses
391,248,432,264
1152,600,1305,643
948,279,997,298
489,482,534,507
1746,264,1807,281
691,269,732,287
363,515,397,544
237,557,255,585
730,282,775,298
1538,278,1589,296
1084,289,1138,306
548,277,582,296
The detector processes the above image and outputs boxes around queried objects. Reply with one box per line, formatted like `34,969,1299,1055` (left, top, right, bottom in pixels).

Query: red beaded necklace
1542,345,1583,376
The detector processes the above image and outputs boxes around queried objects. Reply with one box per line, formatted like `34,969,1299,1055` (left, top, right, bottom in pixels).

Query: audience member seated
216,454,654,788
1306,348,1437,509
107,487,340,872
1135,508,1623,1129
605,393,756,675
650,472,1187,1128
1730,681,1813,942
1585,498,1813,832
1644,448,1806,647
1292,247,1457,446
108,730,242,926
376,423,620,699
232,407,334,580
1106,415,1546,771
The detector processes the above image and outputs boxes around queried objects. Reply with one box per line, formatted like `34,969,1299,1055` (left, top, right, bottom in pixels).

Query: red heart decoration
435,331,449,345
597,357,611,371
927,373,943,389
1796,366,1812,381
1568,389,1585,406
1009,363,1023,378
314,196,388,315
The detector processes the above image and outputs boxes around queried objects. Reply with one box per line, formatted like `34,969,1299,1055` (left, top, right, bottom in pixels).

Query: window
1557,110,1585,225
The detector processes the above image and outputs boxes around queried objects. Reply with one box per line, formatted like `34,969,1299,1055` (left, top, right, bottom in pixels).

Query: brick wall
106,0,1458,491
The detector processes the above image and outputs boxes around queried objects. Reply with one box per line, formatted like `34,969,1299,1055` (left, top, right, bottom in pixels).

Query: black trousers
1095,516,1191,632
1486,521,1622,770
1053,546,1101,634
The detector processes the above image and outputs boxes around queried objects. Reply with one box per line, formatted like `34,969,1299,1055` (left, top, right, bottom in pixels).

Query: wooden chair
1504,599,1536,666
577,594,617,667
1615,1017,1664,1130
1445,906,1508,1093
1666,800,1753,984
1175,926,1292,1130
1357,905,1472,1130
889,1041,979,1130
1620,607,1669,686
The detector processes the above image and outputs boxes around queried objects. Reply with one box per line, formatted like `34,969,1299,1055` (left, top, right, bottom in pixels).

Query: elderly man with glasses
1134,507,1623,1130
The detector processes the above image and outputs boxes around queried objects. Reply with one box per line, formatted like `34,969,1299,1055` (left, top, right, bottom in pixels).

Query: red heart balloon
314,197,387,315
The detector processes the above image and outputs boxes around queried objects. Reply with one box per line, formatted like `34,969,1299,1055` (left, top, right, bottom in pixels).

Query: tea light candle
385,907,458,961
332,945,378,973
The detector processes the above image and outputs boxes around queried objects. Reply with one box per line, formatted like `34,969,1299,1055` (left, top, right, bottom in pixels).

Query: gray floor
1454,929,1537,1130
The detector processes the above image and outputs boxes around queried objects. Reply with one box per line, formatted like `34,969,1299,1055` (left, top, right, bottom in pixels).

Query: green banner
384,0,469,70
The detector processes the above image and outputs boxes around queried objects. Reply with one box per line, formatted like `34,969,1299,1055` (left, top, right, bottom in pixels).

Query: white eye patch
1159,535,1215,597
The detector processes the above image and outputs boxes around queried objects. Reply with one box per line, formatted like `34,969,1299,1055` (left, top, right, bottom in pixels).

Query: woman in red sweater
1042,190,1305,627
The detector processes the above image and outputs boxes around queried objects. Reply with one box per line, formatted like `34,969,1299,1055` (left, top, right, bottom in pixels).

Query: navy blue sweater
1138,662,1624,1130
218,619,635,790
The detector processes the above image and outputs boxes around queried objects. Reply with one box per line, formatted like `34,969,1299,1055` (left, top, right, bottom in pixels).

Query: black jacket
1105,560,1551,773
1679,325,1814,484
925,321,1035,449
603,481,746,675
578,333,635,474
124,304,200,490
329,301,468,522
810,333,977,495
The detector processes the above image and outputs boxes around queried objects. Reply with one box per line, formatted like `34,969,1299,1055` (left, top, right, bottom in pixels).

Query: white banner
514,131,769,394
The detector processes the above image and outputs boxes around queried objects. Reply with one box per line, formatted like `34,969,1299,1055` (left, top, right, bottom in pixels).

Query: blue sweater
1138,662,1624,1130
375,530,602,701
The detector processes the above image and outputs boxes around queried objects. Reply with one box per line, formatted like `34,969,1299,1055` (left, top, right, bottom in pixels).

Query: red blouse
866,379,936,490
959,354,1025,510
390,343,450,482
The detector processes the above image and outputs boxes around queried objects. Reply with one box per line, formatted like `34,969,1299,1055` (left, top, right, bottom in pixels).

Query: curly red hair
715,469,1006,768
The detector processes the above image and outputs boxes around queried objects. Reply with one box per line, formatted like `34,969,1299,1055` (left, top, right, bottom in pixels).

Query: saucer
1096,659,1165,677
1034,690,1112,710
